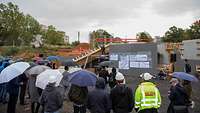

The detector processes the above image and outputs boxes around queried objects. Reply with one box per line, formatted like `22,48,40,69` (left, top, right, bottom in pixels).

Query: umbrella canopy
36,69,63,89
47,56,62,61
36,60,50,65
172,72,199,82
61,60,78,67
0,62,30,83
26,65,50,76
99,61,114,67
68,70,97,86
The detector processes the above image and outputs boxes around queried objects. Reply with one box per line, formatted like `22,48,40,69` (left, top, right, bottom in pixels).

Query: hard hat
48,75,57,83
140,73,154,80
115,72,124,81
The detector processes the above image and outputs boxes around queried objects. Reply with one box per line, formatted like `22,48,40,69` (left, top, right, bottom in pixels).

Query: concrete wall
109,43,157,76
157,43,170,64
173,51,200,76
181,39,200,60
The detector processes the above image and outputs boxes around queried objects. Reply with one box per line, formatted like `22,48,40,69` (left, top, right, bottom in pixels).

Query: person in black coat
108,67,117,88
87,77,112,113
99,66,109,84
110,72,134,113
184,59,191,73
19,73,28,105
167,78,190,113
7,75,22,113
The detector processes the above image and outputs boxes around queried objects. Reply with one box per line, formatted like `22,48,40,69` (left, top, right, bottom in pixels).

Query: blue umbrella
47,56,61,61
69,70,97,86
172,72,199,82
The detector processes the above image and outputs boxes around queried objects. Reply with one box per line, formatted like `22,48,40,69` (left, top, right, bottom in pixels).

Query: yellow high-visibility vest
134,82,161,111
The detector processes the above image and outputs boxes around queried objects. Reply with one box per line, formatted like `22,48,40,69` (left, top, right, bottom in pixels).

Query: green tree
20,14,41,45
71,41,80,47
0,2,42,46
0,2,24,46
162,26,185,42
136,31,153,42
42,25,65,45
89,29,113,48
189,20,200,40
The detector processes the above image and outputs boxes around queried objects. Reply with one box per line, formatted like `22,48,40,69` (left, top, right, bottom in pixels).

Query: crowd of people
0,56,197,113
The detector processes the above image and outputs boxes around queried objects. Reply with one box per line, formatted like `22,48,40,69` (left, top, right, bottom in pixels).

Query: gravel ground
0,75,200,113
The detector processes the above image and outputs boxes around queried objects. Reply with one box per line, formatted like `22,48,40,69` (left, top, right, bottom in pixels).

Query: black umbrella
61,60,78,67
98,61,114,67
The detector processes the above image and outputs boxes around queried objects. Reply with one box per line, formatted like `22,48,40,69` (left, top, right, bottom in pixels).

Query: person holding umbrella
7,74,23,113
40,75,63,113
167,78,190,113
87,77,112,113
68,70,97,113
68,84,88,113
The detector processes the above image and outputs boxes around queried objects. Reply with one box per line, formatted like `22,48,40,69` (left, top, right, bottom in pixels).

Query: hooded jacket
167,84,190,113
87,77,112,113
168,84,190,106
40,84,63,112
110,84,134,113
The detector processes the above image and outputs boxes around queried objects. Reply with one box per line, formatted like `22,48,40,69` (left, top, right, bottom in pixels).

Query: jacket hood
95,77,106,89
45,83,56,92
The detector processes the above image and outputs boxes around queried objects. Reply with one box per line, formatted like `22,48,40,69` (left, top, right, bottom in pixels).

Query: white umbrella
36,69,63,89
0,62,30,83
26,65,50,76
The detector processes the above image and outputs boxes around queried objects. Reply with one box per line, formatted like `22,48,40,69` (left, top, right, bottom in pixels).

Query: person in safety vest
134,73,161,113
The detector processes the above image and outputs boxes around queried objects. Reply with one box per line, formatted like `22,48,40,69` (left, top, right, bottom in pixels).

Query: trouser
44,110,60,113
138,108,158,113
73,104,86,113
31,102,40,113
20,84,27,104
7,94,18,113
0,84,7,103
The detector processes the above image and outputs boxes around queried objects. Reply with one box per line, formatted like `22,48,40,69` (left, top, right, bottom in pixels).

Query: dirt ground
0,75,200,113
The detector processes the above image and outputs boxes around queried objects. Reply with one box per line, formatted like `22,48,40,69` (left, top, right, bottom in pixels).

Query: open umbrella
0,62,30,83
26,65,50,76
68,70,97,86
36,69,63,89
61,60,78,67
98,61,114,67
47,56,61,61
172,72,199,82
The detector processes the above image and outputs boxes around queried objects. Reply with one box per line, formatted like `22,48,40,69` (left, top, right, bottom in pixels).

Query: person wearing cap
167,78,190,113
110,72,134,113
40,75,63,113
134,73,161,113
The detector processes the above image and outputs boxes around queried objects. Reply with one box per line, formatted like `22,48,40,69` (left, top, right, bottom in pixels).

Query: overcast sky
2,0,200,42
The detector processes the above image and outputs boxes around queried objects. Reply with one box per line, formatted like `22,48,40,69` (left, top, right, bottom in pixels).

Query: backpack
68,84,88,104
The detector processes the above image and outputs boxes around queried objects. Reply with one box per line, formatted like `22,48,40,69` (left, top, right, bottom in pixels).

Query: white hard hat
48,75,57,83
115,72,124,81
140,73,154,81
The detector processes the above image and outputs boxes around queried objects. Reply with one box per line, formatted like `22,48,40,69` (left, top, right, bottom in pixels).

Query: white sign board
110,54,118,61
136,55,148,61
119,61,129,69
139,62,150,68
129,55,137,61
130,62,140,68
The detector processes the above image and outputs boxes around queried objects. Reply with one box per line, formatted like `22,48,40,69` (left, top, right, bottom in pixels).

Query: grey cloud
8,0,146,31
152,0,200,18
